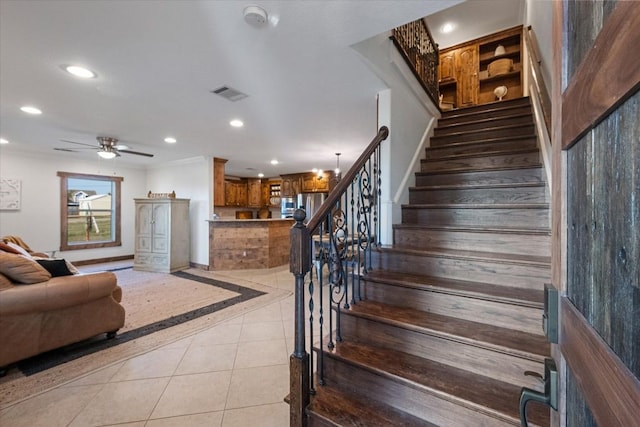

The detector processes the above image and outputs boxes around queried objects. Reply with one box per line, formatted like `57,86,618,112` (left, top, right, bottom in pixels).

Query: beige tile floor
0,265,304,427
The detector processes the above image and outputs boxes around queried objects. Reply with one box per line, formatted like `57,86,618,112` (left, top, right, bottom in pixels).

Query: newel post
289,209,310,427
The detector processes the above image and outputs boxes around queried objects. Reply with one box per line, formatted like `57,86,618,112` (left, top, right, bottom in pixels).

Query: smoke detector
243,5,268,26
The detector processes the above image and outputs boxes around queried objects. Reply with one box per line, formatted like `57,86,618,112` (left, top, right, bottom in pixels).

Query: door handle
519,358,557,427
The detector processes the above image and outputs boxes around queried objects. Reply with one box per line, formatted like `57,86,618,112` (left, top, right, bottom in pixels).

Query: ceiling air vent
210,86,248,102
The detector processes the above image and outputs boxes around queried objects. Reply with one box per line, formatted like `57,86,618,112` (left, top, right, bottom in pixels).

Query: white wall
525,0,554,95
0,149,147,262
353,33,440,244
145,156,210,266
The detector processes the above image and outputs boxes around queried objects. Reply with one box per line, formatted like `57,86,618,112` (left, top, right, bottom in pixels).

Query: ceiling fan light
97,150,116,159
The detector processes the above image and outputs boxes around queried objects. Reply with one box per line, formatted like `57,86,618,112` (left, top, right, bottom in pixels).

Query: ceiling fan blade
54,147,79,152
118,149,154,157
60,139,97,148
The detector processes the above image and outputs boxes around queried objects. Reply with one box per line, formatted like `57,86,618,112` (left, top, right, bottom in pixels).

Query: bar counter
208,218,295,270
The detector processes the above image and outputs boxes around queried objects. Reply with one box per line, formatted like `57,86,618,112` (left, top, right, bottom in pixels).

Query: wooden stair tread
422,147,540,162
392,223,551,235
436,112,533,131
410,181,546,191
428,134,536,150
430,123,535,139
403,202,549,209
365,269,544,306
416,164,544,175
328,341,549,426
441,98,531,120
346,299,550,359
308,384,437,427
379,246,550,266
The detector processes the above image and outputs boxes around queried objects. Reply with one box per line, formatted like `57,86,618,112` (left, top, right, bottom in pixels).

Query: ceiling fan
56,136,154,159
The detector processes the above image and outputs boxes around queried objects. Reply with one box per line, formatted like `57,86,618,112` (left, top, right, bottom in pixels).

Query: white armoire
133,198,190,273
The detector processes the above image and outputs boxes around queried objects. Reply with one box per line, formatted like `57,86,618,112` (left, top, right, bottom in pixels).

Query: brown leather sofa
0,252,125,374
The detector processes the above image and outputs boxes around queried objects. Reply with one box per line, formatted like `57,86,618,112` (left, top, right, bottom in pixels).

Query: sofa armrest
0,271,119,316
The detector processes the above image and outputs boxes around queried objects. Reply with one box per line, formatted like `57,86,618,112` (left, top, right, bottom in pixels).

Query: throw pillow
0,252,51,284
0,241,23,255
3,241,32,257
35,259,74,277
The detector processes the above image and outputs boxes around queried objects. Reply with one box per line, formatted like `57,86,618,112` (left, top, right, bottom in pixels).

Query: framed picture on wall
0,178,21,210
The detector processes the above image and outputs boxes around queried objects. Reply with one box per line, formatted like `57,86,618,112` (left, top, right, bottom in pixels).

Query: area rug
0,267,291,408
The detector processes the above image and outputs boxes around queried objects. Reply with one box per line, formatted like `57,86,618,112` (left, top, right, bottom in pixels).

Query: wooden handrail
525,26,552,137
306,126,389,232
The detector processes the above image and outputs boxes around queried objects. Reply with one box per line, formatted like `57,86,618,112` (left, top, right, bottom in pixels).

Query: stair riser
393,228,551,257
362,280,544,335
402,207,549,229
431,125,536,146
371,251,551,289
438,105,533,127
340,314,544,386
441,98,531,120
323,355,515,427
421,151,540,173
416,167,544,186
425,138,538,159
409,186,547,204
434,115,534,136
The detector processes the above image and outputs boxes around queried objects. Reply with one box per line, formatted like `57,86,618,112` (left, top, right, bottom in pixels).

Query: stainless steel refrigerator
297,192,327,224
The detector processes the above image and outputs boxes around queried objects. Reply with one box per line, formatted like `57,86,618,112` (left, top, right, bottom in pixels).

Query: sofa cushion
0,272,13,290
0,252,51,284
35,259,74,277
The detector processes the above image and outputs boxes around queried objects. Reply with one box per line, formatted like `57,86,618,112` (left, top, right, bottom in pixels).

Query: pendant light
334,153,341,181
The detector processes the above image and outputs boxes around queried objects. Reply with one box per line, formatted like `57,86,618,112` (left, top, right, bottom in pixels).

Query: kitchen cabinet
225,180,248,207
213,158,227,207
281,174,301,197
247,178,262,207
262,180,281,207
134,198,190,273
439,26,522,109
301,172,330,193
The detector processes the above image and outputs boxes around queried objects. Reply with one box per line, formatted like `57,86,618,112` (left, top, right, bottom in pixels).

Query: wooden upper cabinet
457,45,479,107
281,174,301,197
247,178,262,207
224,180,248,207
213,158,227,207
301,172,330,193
439,50,457,82
438,26,523,109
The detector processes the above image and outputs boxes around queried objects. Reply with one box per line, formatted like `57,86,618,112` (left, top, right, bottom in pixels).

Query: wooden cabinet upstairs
439,26,523,109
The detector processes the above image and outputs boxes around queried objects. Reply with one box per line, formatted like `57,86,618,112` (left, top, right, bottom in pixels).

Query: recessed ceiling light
20,106,42,115
311,168,318,173
258,173,264,178
0,138,9,144
164,137,177,143
64,65,96,79
270,159,279,165
441,22,455,34
230,119,244,128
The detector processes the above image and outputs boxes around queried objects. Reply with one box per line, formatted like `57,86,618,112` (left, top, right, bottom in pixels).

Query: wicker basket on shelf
487,58,513,77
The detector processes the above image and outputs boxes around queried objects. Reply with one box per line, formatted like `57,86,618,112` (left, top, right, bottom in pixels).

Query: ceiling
0,0,523,177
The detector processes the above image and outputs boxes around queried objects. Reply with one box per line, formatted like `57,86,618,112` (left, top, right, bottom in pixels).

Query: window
57,172,123,251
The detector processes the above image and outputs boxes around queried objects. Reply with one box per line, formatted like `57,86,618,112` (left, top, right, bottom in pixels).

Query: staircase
306,97,552,426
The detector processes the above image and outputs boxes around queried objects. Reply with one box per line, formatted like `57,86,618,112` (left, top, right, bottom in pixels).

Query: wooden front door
552,1,640,425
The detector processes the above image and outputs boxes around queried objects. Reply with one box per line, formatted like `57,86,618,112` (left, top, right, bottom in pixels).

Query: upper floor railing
390,19,439,107
289,126,389,426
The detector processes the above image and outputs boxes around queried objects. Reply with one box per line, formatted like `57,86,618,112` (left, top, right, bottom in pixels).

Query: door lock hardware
543,283,558,343
519,358,557,427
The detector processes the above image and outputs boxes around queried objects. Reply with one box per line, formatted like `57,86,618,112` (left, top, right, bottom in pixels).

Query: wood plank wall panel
565,0,617,83
566,370,596,427
566,90,640,378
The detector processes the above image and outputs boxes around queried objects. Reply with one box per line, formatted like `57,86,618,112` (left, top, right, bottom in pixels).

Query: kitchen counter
208,218,295,270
